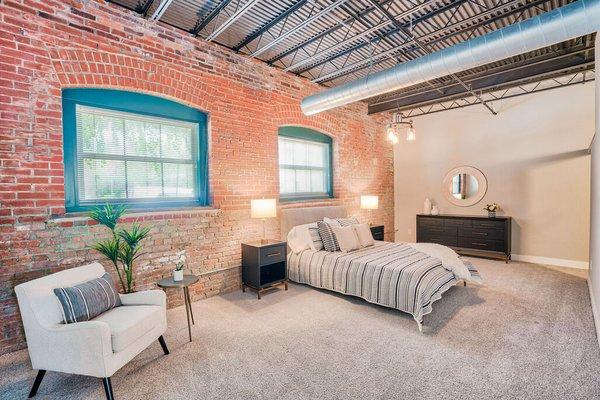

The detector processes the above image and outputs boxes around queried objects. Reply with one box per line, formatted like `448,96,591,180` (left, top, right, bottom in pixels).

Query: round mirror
442,166,487,207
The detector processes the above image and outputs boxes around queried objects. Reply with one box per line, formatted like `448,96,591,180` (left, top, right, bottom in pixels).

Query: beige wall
394,82,595,266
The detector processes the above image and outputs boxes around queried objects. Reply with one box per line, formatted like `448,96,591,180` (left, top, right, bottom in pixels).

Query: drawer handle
266,252,281,257
473,232,488,236
429,228,443,232
472,242,488,246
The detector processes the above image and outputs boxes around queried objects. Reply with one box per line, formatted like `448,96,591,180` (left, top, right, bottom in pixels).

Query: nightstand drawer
259,245,286,265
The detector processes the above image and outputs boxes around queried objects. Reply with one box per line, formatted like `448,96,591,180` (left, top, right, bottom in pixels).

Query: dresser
416,214,511,262
242,240,288,299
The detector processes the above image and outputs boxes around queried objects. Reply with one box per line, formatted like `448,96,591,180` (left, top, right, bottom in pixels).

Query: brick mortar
0,0,395,354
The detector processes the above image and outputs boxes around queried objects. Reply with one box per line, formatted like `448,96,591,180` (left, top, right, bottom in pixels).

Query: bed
281,206,481,330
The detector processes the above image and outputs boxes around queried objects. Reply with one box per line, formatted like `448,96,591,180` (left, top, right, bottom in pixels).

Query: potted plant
89,204,150,293
483,203,500,218
173,250,186,282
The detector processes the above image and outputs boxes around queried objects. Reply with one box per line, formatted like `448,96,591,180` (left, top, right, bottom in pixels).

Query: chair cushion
93,305,162,353
53,272,122,324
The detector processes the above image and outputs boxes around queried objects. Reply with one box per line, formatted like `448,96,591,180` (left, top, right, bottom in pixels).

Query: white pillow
331,225,361,252
323,217,341,227
286,225,312,253
353,223,375,248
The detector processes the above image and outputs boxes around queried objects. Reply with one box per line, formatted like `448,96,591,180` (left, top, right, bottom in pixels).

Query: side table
157,274,199,342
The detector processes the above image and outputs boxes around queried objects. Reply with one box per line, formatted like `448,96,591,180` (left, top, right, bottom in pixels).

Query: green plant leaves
89,203,127,232
117,224,150,249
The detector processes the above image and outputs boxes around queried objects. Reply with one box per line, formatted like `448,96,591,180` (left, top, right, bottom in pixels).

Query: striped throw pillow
307,222,324,251
53,272,122,324
317,221,340,252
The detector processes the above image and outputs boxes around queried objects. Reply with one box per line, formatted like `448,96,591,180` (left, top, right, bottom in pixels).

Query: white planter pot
173,270,184,282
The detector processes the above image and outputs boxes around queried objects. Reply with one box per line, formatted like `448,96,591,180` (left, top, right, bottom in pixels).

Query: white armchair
15,262,169,400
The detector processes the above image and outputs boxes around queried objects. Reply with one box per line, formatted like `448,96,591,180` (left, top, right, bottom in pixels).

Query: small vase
423,198,432,215
173,270,184,282
488,211,496,218
431,205,439,216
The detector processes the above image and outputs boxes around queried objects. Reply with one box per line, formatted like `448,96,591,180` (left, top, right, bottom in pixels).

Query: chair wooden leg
102,377,114,400
28,370,46,398
158,335,170,355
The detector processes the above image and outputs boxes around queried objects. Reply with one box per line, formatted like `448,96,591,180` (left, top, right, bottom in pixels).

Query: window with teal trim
278,126,333,201
62,89,209,212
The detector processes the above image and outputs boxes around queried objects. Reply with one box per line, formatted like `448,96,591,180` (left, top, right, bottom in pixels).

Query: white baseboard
587,278,600,348
511,254,589,269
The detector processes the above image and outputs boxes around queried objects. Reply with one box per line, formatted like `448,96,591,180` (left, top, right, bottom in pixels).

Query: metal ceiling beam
284,0,440,73
250,0,348,58
139,0,156,16
367,46,595,113
233,0,308,51
400,69,594,117
313,0,549,84
266,0,399,64
371,41,594,105
205,0,261,42
367,0,497,115
148,0,174,20
192,0,234,36
296,0,470,77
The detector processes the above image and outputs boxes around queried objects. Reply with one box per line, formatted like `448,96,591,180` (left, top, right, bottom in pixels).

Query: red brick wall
0,0,394,354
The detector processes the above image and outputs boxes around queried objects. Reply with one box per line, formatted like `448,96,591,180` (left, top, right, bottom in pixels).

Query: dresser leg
242,284,245,293
463,281,466,287
284,281,288,291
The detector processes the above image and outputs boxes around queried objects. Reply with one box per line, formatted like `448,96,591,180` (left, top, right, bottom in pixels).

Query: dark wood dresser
416,214,511,262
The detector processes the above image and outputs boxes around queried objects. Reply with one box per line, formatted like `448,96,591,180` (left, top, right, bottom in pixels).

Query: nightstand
370,225,384,241
241,239,288,299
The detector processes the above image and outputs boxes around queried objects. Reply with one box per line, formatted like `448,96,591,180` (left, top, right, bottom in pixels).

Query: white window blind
75,105,198,203
278,136,329,197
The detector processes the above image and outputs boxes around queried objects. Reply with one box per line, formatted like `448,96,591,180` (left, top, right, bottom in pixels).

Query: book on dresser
416,214,512,262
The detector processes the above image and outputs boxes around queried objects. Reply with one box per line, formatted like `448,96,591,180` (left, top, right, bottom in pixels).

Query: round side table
157,274,199,342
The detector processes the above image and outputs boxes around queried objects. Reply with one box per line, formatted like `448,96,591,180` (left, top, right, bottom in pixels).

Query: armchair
15,263,169,400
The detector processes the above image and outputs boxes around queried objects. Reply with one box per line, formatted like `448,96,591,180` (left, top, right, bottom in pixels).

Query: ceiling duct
300,0,600,116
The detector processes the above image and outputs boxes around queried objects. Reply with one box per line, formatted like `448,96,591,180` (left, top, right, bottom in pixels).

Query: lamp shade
360,195,379,210
251,199,277,219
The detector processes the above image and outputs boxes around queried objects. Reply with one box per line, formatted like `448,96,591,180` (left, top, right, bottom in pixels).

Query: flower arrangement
483,203,500,218
173,250,186,281
89,204,150,293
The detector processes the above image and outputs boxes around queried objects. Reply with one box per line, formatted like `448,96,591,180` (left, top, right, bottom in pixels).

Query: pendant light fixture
386,112,416,144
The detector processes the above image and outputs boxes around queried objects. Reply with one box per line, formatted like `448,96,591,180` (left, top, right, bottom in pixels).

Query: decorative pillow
307,222,324,251
324,217,360,227
53,272,121,324
317,221,340,252
353,223,375,248
287,224,312,253
332,225,361,252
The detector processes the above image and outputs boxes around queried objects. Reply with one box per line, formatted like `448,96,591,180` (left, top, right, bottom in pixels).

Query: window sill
48,206,220,227
279,195,335,204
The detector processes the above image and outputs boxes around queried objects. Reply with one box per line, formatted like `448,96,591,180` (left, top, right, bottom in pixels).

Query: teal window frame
62,88,209,212
278,126,333,202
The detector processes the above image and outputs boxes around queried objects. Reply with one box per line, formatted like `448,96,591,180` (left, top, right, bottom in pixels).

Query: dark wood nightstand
241,239,288,299
370,225,384,241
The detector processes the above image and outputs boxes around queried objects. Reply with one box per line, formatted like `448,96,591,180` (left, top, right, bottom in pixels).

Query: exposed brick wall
0,0,394,354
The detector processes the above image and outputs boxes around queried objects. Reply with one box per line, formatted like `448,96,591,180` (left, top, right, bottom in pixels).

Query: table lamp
360,195,379,226
251,198,277,244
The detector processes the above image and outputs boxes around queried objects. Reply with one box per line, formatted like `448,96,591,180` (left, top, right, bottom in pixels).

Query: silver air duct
301,0,600,116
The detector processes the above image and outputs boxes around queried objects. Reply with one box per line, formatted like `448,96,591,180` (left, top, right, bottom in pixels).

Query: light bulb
388,131,399,144
406,126,416,141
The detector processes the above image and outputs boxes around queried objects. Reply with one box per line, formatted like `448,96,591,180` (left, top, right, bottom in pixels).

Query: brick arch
49,48,216,114
271,104,342,139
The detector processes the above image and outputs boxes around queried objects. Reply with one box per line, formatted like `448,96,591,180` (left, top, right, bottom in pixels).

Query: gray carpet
1,258,599,400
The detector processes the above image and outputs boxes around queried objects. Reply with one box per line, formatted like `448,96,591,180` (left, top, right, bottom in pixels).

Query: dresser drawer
259,245,286,265
472,219,505,229
419,235,458,247
420,226,457,236
444,219,472,228
458,237,505,252
418,217,444,227
459,227,504,240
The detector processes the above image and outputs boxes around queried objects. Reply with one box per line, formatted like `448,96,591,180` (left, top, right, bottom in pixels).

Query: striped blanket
287,242,480,330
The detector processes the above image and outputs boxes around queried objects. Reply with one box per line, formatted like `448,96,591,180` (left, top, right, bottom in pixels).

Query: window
63,89,208,212
278,126,333,200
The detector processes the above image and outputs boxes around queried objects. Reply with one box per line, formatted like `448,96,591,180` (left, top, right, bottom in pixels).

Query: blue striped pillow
53,272,122,324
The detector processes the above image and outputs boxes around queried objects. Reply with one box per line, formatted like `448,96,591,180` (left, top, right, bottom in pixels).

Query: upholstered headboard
280,206,347,240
